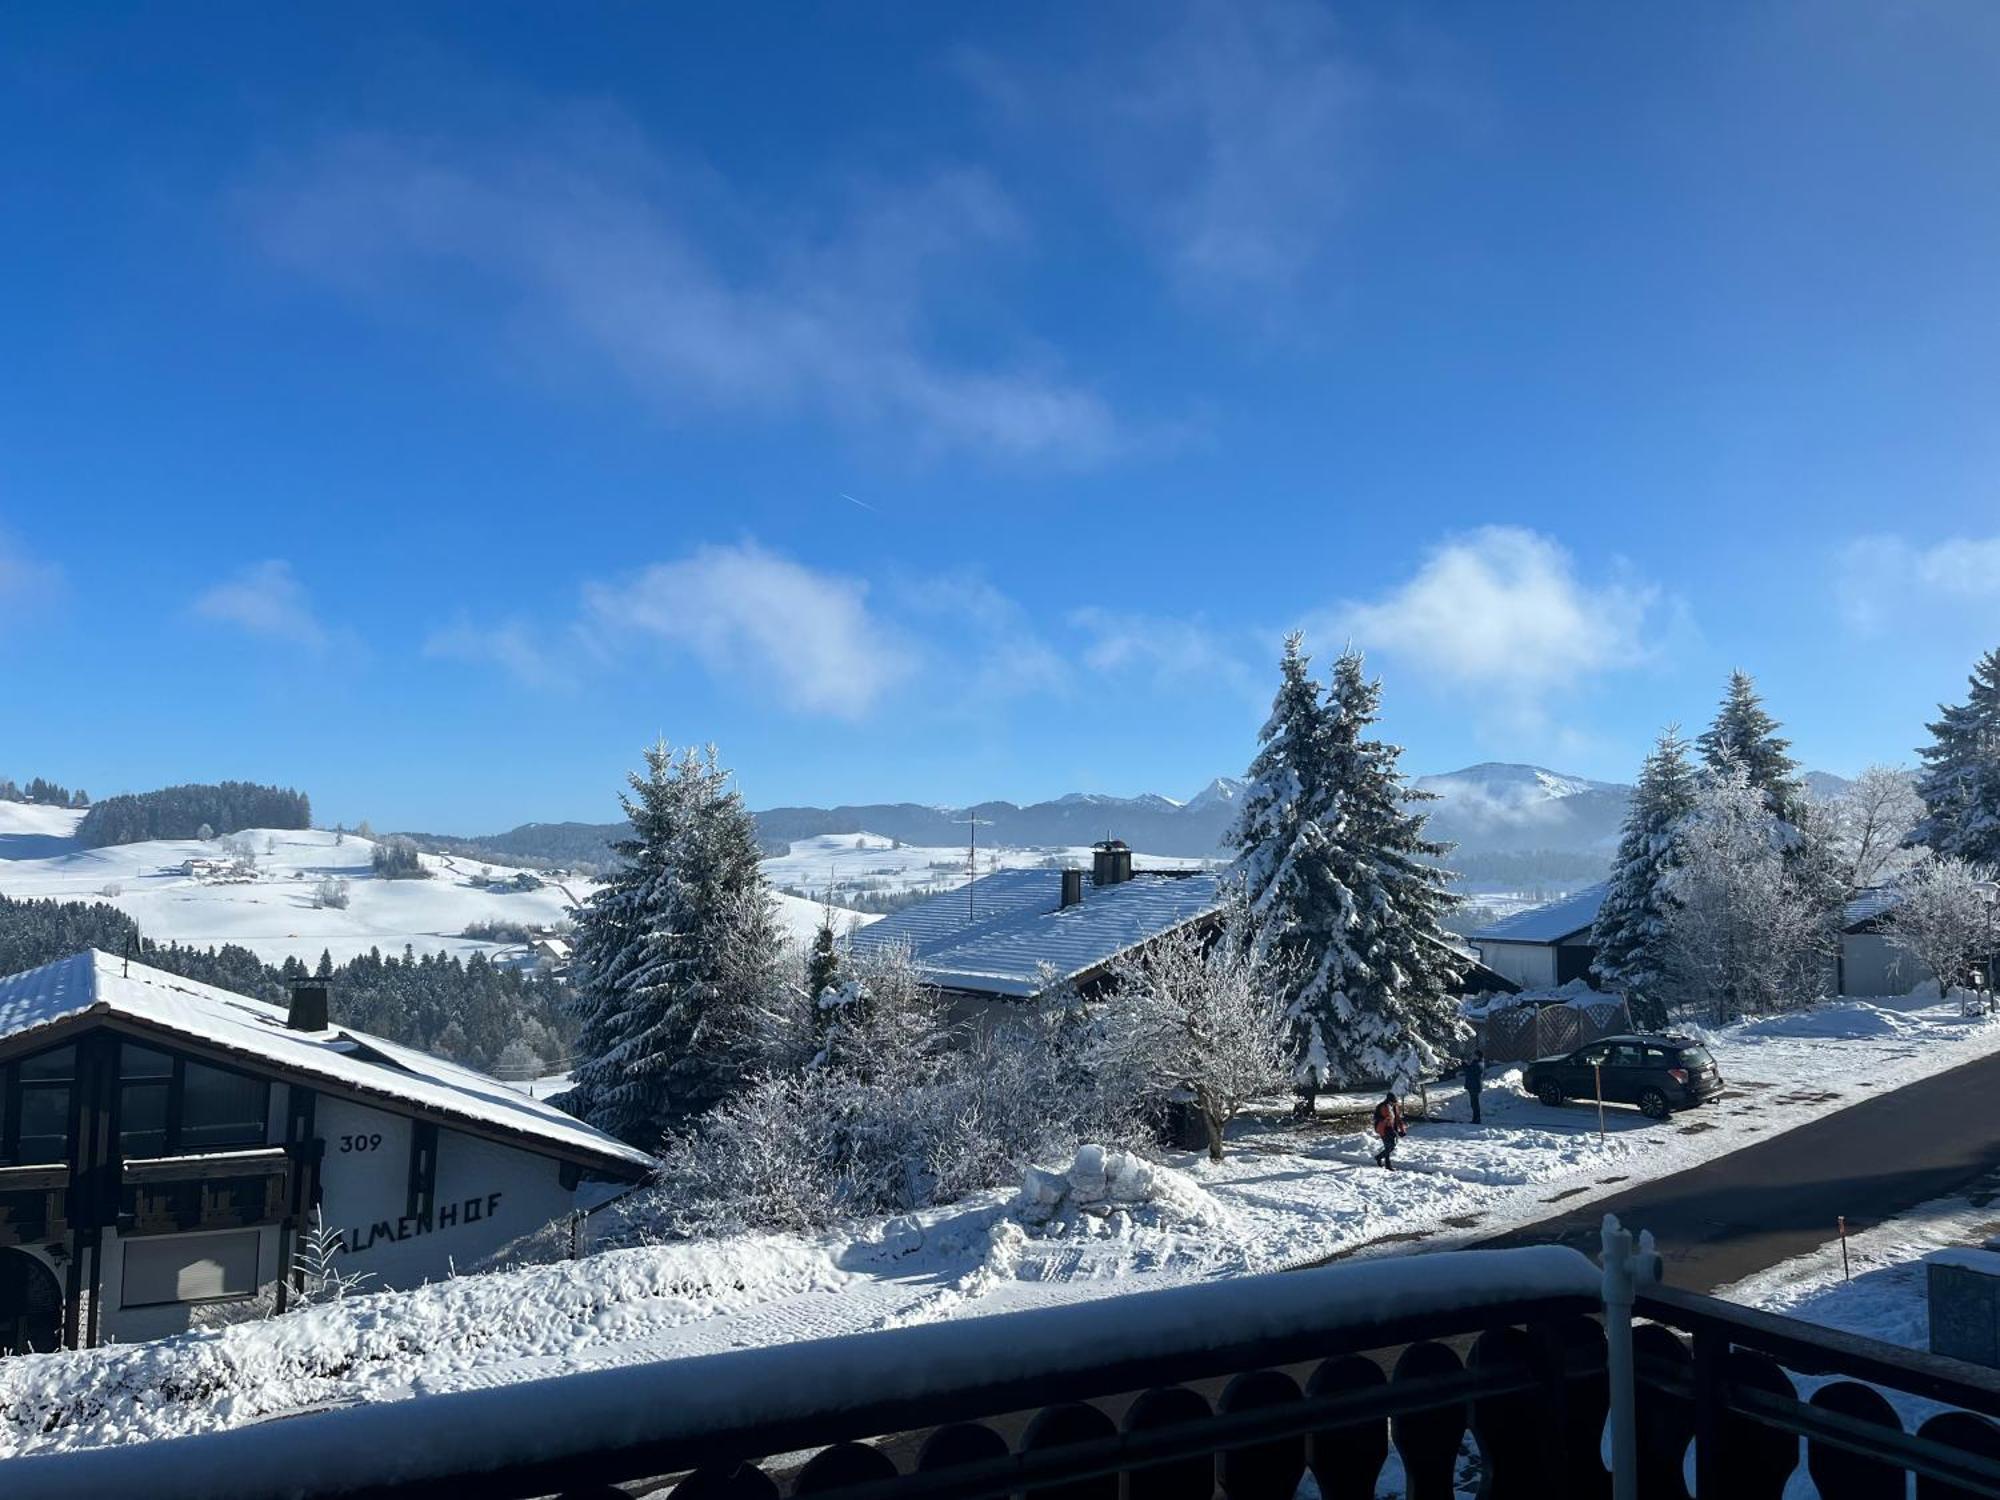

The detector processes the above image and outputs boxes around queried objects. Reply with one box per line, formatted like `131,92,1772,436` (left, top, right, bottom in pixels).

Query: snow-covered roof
848,869,1223,998
0,951,653,1175
1467,883,1609,946
1842,886,1902,932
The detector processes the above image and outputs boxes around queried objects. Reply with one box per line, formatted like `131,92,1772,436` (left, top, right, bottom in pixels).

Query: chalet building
0,950,652,1356
1467,883,1609,990
847,840,1222,1010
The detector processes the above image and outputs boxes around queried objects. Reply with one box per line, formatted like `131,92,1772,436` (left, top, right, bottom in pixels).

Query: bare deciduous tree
1884,854,1997,1016
1097,918,1292,1162
1828,765,1924,888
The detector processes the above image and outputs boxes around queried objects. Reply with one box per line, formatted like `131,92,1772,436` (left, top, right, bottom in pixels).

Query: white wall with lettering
315,1096,574,1288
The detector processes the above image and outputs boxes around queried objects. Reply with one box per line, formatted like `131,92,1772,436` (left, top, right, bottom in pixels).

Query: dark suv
1521,1034,1723,1120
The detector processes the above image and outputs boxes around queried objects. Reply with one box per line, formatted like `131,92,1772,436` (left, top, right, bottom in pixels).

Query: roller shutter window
121,1231,260,1307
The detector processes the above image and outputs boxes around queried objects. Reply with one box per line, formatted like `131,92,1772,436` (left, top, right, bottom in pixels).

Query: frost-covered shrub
313,877,351,910
622,953,1134,1238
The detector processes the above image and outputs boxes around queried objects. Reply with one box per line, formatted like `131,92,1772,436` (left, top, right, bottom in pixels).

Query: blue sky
4,2,1999,832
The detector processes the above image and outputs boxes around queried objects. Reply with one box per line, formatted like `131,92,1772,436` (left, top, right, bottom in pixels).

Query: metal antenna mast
954,813,993,921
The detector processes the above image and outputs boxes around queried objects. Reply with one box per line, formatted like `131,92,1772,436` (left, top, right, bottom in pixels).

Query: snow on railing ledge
3,1245,1598,1500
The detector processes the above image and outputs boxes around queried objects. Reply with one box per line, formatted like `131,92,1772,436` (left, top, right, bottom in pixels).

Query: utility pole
955,814,992,921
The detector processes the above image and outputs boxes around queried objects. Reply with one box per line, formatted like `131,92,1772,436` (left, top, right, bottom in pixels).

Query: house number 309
338,1133,385,1153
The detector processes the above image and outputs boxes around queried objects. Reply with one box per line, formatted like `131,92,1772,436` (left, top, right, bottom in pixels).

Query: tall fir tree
1591,727,1700,1028
561,742,787,1149
1696,671,1807,824
1912,648,2000,866
1231,639,1465,1095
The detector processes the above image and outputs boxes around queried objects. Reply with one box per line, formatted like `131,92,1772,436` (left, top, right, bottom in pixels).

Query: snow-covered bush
623,952,1129,1238
313,876,351,910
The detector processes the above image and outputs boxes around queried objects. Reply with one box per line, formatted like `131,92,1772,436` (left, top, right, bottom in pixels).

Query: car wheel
1639,1088,1670,1121
1536,1080,1564,1108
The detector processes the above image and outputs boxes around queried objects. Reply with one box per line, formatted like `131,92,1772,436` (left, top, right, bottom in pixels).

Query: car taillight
1668,1067,1688,1085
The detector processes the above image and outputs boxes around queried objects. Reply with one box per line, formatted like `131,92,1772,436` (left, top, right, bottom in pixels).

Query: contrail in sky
840,492,878,512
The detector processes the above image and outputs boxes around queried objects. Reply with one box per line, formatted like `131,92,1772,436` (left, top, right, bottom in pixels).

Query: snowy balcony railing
1629,1280,2000,1498
7,1224,2000,1499
0,1163,67,1247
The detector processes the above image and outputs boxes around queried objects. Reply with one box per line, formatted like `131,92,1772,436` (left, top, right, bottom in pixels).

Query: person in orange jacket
1371,1091,1406,1170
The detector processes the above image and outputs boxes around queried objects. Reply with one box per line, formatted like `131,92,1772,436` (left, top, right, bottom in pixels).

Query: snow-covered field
763,831,1211,904
4,990,1997,1457
0,804,869,966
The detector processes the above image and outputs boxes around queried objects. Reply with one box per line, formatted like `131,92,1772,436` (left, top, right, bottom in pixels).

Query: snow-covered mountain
1183,776,1247,814
1411,762,1631,855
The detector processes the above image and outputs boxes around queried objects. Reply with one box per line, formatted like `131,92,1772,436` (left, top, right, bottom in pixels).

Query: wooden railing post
1691,1324,1725,1500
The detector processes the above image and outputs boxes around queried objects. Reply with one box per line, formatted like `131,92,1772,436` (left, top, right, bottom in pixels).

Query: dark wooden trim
0,1164,68,1191
122,1147,290,1184
1638,1283,2000,1420
0,1013,646,1179
406,1121,438,1222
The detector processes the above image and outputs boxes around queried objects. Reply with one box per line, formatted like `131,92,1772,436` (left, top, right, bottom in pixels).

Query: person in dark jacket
1463,1051,1485,1125
1371,1092,1405,1169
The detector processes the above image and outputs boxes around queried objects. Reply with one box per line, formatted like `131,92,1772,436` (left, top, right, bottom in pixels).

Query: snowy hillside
0,804,869,965
762,831,1211,905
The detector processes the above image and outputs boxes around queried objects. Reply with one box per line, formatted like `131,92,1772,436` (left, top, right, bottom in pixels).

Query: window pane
17,1085,71,1163
120,1081,171,1158
120,1044,174,1081
180,1062,267,1150
19,1047,75,1082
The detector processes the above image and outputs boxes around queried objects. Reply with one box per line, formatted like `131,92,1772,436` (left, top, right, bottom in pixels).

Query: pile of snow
1734,998,1929,1042
1013,1145,1233,1234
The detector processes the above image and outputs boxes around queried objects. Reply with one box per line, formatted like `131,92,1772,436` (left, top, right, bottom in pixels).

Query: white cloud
581,543,915,718
192,560,329,649
1837,534,2000,635
1330,527,1663,702
252,121,1121,464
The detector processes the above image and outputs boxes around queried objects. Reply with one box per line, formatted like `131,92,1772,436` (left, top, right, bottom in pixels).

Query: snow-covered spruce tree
1097,911,1290,1162
559,742,791,1148
1883,854,1996,1014
1912,649,2000,866
1590,727,1699,1029
804,906,841,1009
1696,670,1809,825
1231,639,1466,1096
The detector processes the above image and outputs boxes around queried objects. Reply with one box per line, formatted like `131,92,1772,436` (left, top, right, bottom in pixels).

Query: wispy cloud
250,117,1122,464
192,560,330,650
1836,533,2000,635
0,530,63,623
962,0,1387,301
580,543,916,719
1071,606,1265,706
424,616,573,690
1325,527,1670,737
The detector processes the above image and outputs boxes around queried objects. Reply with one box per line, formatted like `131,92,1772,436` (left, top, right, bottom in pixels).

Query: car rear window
1674,1045,1715,1069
